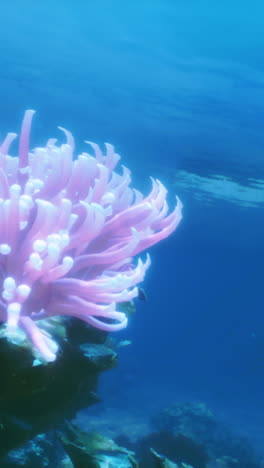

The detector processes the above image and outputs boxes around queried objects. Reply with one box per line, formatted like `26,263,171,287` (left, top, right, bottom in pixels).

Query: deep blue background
1,0,264,448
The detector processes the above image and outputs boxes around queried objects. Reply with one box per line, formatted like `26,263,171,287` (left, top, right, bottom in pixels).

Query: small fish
116,340,132,348
138,287,148,302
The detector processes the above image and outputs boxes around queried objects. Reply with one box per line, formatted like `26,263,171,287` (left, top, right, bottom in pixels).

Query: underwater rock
0,431,74,468
0,318,117,459
57,420,138,467
152,402,261,468
152,402,216,440
137,430,208,468
149,447,194,467
0,420,139,468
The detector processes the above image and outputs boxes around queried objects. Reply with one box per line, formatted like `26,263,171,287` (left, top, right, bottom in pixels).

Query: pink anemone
0,110,182,362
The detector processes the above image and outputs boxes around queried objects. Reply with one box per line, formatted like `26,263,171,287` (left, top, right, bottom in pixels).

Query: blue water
1,0,264,455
